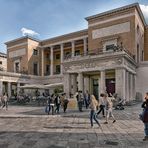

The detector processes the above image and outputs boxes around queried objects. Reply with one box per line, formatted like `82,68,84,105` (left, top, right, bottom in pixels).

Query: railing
64,45,135,61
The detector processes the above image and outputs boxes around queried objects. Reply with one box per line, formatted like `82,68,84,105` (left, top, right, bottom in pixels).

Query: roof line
5,35,40,45
85,3,146,26
41,29,88,42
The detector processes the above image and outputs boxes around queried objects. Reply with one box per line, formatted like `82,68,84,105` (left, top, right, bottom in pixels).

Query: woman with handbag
141,92,148,141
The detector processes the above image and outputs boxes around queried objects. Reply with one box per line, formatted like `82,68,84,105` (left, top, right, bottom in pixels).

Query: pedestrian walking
84,90,90,109
97,94,105,117
61,93,69,113
76,91,84,112
54,94,61,114
100,93,116,124
1,93,8,110
141,92,148,141
89,95,100,128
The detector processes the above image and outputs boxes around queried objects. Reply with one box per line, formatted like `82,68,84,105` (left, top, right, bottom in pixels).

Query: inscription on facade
9,48,26,58
92,22,130,39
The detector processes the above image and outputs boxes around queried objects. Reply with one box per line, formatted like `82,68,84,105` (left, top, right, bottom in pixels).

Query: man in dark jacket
141,92,148,141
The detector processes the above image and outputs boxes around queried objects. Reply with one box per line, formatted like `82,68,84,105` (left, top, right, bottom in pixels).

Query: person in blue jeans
89,95,101,128
141,92,148,141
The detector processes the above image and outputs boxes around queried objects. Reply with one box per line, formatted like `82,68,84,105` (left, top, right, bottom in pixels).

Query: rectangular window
33,63,38,75
46,65,50,75
46,53,50,59
55,54,60,60
33,49,38,55
15,62,20,73
106,44,114,51
0,61,2,64
64,51,71,59
75,50,80,56
56,65,60,74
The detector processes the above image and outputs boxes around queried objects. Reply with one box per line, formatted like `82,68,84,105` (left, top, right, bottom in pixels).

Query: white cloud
140,4,148,18
21,27,39,37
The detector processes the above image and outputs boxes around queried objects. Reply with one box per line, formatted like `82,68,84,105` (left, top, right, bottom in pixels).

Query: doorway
92,79,99,100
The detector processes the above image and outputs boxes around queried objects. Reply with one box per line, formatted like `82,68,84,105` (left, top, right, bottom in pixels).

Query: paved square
0,103,147,148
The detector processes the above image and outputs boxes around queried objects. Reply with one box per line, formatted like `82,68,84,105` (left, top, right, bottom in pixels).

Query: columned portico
41,48,44,76
78,73,84,92
71,41,75,57
100,70,106,94
50,46,53,76
60,44,64,75
8,82,11,97
116,68,126,101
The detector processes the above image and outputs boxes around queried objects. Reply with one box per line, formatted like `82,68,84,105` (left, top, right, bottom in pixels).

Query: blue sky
0,0,148,53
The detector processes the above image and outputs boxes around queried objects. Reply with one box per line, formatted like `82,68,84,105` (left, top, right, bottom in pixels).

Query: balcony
63,46,135,62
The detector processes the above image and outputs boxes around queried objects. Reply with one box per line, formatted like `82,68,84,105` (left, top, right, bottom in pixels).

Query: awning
19,84,46,89
45,82,63,88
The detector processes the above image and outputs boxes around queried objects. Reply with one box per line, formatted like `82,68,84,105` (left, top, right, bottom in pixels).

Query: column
72,74,77,95
83,38,87,55
41,48,44,76
60,43,64,75
8,82,11,98
0,81,3,95
100,70,106,94
129,73,133,100
17,83,20,96
71,41,75,57
84,76,89,92
50,46,53,76
115,68,126,101
126,71,129,102
78,73,84,92
133,74,136,99
63,73,71,98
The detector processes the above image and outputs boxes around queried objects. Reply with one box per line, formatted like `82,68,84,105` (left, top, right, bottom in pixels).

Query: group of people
0,93,8,110
45,93,69,115
89,93,116,128
76,90,116,127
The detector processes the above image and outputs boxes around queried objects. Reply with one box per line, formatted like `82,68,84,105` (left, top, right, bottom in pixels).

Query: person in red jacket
141,92,148,141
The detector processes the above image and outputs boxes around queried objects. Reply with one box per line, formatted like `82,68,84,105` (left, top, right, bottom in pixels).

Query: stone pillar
0,81,3,95
72,74,77,95
84,76,89,93
50,46,53,76
78,73,84,92
17,83,20,96
83,38,87,55
115,68,126,101
100,70,106,94
41,48,44,76
60,43,64,75
64,73,71,98
133,74,136,99
129,73,133,100
125,71,129,102
8,82,11,98
71,41,75,57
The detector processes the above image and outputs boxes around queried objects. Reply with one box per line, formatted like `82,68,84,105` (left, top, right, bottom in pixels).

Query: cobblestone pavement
0,103,147,148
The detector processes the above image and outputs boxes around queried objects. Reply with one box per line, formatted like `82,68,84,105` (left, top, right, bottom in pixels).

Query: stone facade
1,3,148,101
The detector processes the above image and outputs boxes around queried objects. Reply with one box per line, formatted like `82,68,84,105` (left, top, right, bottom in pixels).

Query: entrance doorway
106,78,115,96
92,79,99,100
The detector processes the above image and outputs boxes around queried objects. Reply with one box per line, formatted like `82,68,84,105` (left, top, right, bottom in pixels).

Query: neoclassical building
1,3,148,101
